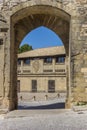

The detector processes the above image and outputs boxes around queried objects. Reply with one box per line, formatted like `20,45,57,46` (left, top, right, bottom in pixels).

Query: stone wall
0,0,87,110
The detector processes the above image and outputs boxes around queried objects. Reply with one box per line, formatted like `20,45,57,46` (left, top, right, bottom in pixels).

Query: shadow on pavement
18,102,65,110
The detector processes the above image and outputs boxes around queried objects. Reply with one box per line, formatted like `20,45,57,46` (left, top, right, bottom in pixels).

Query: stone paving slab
5,109,69,119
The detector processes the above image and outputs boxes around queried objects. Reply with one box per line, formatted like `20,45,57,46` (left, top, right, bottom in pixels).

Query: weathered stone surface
0,0,86,110
17,47,66,93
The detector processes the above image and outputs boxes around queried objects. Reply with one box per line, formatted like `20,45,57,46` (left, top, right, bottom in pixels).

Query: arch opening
14,13,70,54
17,26,66,110
10,5,71,110
20,26,63,49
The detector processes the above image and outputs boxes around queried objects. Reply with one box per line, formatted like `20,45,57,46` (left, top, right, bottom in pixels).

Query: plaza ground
0,109,87,130
0,93,87,130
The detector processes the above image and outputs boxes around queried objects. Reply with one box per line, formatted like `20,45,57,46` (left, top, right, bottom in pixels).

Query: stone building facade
0,0,87,110
17,46,66,93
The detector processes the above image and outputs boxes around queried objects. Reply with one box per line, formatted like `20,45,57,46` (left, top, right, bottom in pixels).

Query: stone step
72,105,87,112
5,109,69,119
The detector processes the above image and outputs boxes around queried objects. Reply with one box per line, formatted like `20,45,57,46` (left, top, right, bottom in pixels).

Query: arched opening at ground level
17,26,66,110
9,5,71,110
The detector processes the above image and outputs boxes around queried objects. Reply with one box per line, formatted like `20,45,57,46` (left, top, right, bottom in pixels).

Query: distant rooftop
18,46,65,58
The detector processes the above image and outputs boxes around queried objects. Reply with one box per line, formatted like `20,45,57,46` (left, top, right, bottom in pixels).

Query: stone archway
0,0,87,111
10,3,71,110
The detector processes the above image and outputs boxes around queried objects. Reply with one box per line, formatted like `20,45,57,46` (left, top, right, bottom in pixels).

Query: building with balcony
17,46,66,93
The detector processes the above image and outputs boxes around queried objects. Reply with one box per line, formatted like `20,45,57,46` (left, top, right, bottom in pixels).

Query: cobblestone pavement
0,109,87,130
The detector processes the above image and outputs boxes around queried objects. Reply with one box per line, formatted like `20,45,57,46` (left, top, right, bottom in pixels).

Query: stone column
0,33,5,100
65,18,72,108
0,11,12,110
3,19,18,110
2,27,11,110
9,25,18,111
70,14,86,104
21,60,23,74
53,58,55,73
65,56,71,108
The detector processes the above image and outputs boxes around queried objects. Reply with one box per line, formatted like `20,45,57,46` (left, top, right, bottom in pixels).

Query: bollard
57,93,60,98
45,95,48,100
33,96,36,101
20,96,22,100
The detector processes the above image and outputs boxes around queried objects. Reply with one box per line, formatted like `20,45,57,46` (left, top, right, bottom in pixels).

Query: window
48,80,55,92
17,80,20,92
32,80,37,92
55,69,65,73
18,59,21,65
23,70,31,73
0,39,3,49
56,56,65,63
0,39,3,45
43,70,53,72
44,57,52,63
23,58,30,65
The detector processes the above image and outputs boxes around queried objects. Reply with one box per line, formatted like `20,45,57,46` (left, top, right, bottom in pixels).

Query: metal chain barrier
18,93,66,102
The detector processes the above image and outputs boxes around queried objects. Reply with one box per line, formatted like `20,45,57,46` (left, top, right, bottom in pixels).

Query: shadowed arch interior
11,5,70,55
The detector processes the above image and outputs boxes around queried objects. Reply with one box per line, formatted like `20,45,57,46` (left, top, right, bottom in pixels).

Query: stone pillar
21,60,23,74
53,58,55,73
9,25,18,111
65,17,72,108
0,33,5,100
70,14,86,104
3,20,18,111
65,56,71,108
0,13,12,110
2,28,11,110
